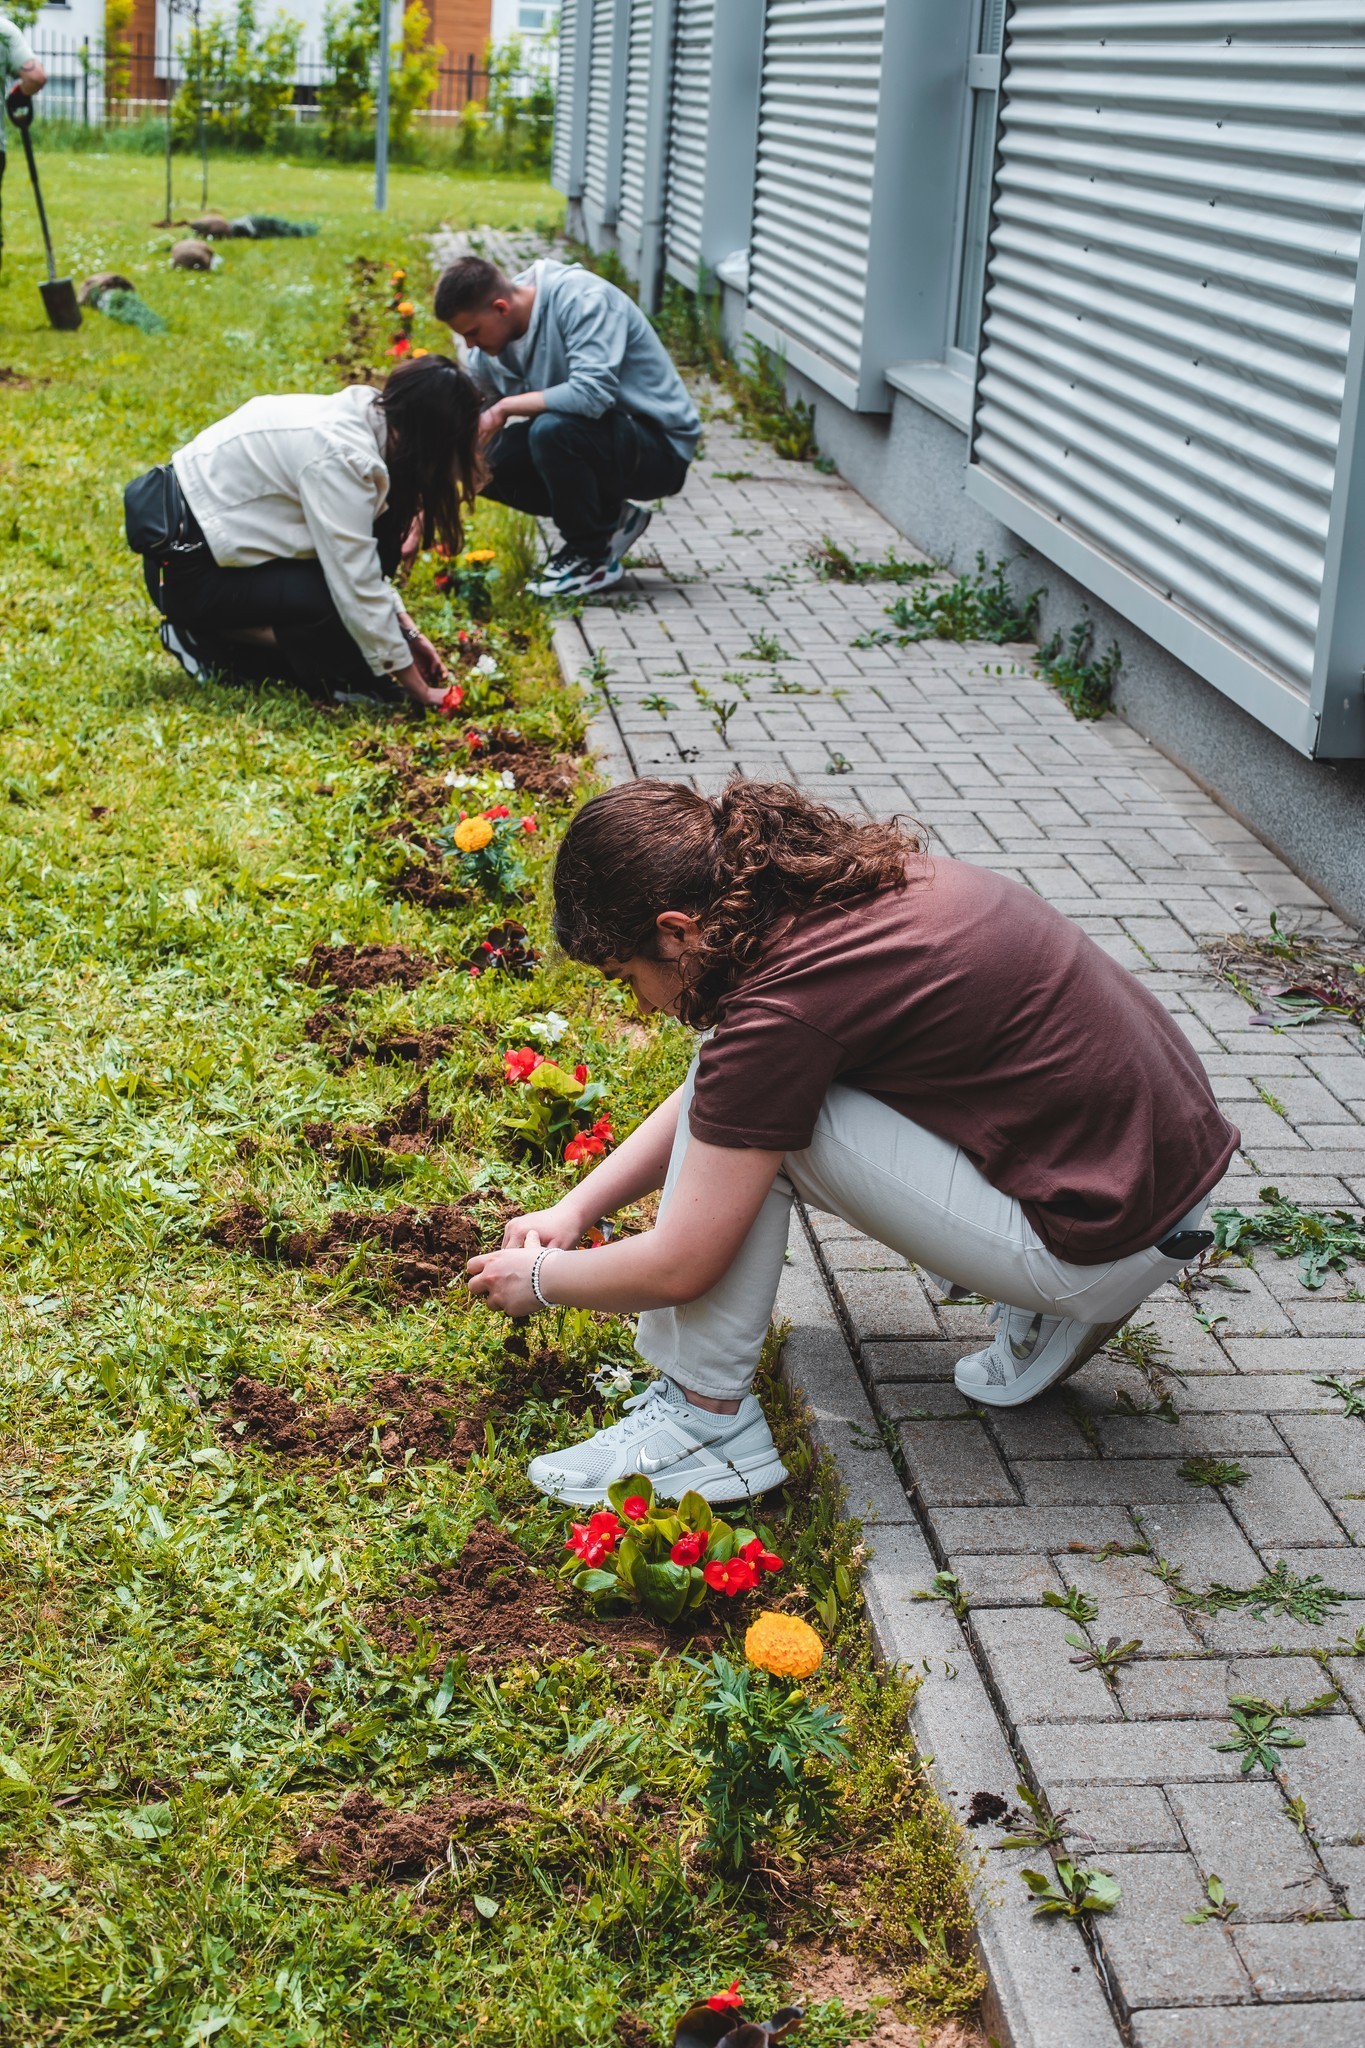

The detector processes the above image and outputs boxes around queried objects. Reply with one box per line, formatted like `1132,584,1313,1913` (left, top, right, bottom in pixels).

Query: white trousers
635,1059,1203,1399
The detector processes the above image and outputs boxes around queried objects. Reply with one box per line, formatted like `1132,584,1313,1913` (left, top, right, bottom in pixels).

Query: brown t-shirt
688,858,1239,1262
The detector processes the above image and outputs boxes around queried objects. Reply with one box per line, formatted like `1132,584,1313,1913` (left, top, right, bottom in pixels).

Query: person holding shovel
1,12,45,272
434,254,700,599
466,777,1238,1508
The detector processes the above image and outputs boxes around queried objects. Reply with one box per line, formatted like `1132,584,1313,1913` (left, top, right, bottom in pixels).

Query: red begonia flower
521,815,538,833
590,1116,614,1145
621,1494,650,1522
504,1046,543,1082
707,1982,743,2012
703,1557,759,1597
564,1132,605,1165
440,681,464,716
740,1537,784,1575
586,1510,623,1547
573,1063,588,1084
670,1531,708,1568
484,804,510,820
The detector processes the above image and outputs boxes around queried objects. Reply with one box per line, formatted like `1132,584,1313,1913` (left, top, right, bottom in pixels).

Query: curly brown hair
553,777,924,1026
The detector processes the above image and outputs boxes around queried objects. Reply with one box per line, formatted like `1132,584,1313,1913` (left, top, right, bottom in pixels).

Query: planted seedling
1313,1373,1365,1418
1184,1873,1238,1925
1042,1586,1098,1624
1178,1456,1250,1489
1066,1633,1143,1679
1019,1860,1121,1919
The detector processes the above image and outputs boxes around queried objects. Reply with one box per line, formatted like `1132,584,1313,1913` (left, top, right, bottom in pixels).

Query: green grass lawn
0,153,980,2047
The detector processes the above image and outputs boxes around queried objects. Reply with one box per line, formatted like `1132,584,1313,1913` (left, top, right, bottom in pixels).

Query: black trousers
481,408,689,559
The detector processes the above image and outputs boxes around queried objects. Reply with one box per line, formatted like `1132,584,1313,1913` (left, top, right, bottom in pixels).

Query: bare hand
406,630,446,689
467,1230,545,1316
501,1199,588,1252
478,402,507,445
394,659,447,710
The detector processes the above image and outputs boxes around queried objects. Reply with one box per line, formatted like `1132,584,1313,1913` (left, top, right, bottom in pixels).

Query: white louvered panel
665,0,715,279
971,4,1365,698
551,0,579,192
747,2,886,386
618,0,655,249
583,0,618,215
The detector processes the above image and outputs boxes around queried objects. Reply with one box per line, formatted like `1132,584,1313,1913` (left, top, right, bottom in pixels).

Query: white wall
491,0,556,51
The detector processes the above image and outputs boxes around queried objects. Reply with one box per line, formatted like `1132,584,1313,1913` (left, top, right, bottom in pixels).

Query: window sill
884,359,973,433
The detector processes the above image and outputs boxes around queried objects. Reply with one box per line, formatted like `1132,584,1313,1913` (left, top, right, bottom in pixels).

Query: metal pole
374,0,391,212
164,22,174,224
194,0,208,208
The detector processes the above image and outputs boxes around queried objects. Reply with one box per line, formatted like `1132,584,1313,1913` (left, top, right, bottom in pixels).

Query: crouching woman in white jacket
136,356,483,707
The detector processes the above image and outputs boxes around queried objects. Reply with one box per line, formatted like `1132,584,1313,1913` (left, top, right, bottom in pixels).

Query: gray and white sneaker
528,546,624,600
160,619,205,679
954,1304,1127,1407
526,1375,789,1506
607,501,652,565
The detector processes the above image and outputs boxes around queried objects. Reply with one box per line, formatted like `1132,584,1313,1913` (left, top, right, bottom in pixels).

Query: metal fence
27,32,494,124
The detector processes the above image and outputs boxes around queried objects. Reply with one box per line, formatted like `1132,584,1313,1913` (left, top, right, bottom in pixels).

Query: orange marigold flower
453,814,494,853
744,1611,824,1680
397,298,415,317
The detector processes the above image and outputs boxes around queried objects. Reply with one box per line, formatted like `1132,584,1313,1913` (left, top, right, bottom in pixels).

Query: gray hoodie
466,259,701,462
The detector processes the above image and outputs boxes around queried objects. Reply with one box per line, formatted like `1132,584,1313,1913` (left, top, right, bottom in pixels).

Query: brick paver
571,404,1365,2040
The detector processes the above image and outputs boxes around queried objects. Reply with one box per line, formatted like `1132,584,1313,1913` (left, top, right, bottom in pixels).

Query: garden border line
774,1217,1124,2048
549,615,637,782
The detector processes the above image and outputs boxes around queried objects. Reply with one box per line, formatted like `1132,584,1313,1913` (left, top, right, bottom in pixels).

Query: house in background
554,0,1365,927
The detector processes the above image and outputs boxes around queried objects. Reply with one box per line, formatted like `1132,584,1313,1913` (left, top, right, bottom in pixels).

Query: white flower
499,770,517,789
443,771,476,788
526,1010,570,1046
475,653,501,677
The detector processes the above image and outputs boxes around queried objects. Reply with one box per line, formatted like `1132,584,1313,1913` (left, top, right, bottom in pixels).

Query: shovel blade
40,278,83,331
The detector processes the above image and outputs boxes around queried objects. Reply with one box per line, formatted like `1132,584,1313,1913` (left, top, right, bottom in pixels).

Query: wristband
529,1247,555,1310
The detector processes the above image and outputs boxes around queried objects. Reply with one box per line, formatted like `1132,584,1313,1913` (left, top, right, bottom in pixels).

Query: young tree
104,0,134,114
174,0,303,149
319,0,440,155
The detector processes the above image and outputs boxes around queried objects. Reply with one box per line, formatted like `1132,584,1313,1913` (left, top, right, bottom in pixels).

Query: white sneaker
954,1305,1127,1407
160,619,204,679
528,546,624,600
526,1375,789,1506
608,501,652,565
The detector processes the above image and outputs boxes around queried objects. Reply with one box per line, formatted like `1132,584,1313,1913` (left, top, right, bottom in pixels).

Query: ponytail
553,776,922,1025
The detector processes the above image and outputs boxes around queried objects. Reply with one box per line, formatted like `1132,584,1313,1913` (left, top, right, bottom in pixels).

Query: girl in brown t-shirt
468,778,1237,1509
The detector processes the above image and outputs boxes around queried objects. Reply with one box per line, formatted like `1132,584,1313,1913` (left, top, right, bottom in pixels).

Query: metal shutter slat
618,0,654,248
551,0,579,192
748,1,887,389
665,0,715,278
584,0,618,215
971,3,1365,713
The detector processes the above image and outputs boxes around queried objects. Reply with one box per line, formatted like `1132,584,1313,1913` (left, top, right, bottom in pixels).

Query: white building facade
553,1,1365,922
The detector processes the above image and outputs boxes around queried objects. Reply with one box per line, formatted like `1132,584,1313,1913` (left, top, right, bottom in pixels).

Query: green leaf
472,1893,498,1919
674,1490,713,1533
0,1753,35,1801
573,1569,619,1596
632,1558,692,1623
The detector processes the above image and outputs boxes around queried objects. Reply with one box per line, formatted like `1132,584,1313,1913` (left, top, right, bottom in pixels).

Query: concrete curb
776,1216,1124,2048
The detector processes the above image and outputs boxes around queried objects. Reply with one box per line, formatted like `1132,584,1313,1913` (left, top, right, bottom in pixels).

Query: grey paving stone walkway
563,401,1365,2045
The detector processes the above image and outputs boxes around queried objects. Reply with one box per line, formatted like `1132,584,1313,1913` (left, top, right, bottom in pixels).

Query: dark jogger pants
153,550,384,697
480,409,689,559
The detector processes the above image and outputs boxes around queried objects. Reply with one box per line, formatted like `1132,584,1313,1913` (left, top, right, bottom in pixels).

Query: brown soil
392,862,474,912
296,1783,530,1887
209,1194,502,1302
0,367,35,388
297,942,441,993
368,1518,750,1672
477,727,583,800
496,1341,585,1403
963,1791,1011,1828
461,920,540,980
223,1369,485,1465
303,1003,459,1070
301,1081,451,1160
787,1952,985,2048
614,2020,654,2048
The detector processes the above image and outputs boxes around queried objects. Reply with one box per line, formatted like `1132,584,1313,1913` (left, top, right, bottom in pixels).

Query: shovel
6,91,81,330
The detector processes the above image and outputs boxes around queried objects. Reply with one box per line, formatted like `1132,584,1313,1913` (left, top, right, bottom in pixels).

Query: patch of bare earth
296,1783,530,1887
302,1003,460,1070
300,1080,451,1161
296,941,442,992
787,1954,985,2048
221,1370,486,1466
209,1194,505,1302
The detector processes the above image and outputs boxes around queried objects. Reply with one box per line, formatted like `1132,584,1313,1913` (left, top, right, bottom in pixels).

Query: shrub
174,0,303,151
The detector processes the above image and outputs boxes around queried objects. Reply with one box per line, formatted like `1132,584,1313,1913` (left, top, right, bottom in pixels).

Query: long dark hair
376,354,483,556
553,777,923,1026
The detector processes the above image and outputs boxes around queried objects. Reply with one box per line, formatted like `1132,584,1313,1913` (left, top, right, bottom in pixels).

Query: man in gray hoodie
435,255,700,598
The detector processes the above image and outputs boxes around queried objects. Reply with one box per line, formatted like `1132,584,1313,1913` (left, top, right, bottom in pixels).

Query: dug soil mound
303,1004,459,1070
368,1519,736,1671
297,942,441,992
297,1783,531,1886
301,1081,452,1160
476,728,582,801
223,1370,486,1466
209,1195,505,1302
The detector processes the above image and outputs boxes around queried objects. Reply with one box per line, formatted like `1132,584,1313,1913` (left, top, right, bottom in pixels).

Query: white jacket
172,385,408,676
